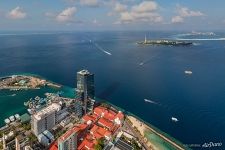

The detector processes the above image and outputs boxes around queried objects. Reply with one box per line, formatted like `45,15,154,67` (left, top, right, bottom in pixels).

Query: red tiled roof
59,123,88,142
90,125,98,134
49,141,58,150
82,114,97,123
115,112,124,120
98,117,114,130
94,132,103,139
94,106,107,117
78,138,95,150
104,110,116,121
90,124,112,139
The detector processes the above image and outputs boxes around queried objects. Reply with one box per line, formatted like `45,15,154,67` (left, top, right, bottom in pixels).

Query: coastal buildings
31,103,61,136
58,131,77,150
76,70,95,114
49,105,125,150
58,123,89,150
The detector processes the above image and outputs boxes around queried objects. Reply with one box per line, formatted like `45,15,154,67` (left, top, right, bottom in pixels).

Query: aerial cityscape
0,0,225,150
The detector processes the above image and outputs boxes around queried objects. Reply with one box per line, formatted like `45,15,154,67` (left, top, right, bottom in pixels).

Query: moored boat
9,116,15,122
4,118,10,124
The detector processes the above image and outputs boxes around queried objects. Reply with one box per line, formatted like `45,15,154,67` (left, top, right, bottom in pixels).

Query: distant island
0,75,61,90
137,35,192,46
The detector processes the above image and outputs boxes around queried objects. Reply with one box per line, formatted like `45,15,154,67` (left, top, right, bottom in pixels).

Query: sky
0,0,224,31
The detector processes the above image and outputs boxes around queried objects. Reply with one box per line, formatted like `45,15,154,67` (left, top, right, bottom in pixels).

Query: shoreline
0,75,188,150
127,115,187,150
100,101,188,150
0,74,62,90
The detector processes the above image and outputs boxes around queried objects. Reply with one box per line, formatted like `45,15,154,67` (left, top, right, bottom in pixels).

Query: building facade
58,130,78,150
76,70,95,114
31,103,61,136
74,100,83,118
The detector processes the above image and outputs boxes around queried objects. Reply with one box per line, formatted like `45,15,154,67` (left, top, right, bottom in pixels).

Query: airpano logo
202,142,222,148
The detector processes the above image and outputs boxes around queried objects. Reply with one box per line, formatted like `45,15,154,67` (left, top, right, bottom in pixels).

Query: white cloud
8,7,26,19
56,7,77,22
116,1,163,24
177,6,204,17
171,16,184,23
80,0,99,7
114,2,127,13
132,1,158,13
171,5,204,23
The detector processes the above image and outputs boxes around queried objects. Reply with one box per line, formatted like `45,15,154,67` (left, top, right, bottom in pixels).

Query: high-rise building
76,70,95,113
57,123,89,150
58,130,78,150
74,100,83,118
31,103,61,136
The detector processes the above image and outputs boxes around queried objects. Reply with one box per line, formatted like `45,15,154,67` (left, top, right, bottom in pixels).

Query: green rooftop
20,113,31,123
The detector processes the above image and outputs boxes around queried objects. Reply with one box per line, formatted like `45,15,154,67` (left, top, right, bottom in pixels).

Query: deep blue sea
0,31,225,148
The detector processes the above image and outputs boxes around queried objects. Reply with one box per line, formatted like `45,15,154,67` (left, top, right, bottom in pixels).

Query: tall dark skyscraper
76,70,95,114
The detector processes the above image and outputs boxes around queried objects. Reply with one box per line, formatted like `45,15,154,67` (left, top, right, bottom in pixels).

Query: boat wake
94,43,112,55
138,53,160,66
176,38,225,41
175,31,216,37
0,94,17,97
193,42,201,46
144,99,158,105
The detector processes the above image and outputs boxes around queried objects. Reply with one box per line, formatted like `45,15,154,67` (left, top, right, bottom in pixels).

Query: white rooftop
33,103,61,120
78,70,91,75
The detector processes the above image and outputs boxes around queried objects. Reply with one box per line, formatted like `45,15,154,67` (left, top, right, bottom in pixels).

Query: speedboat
184,70,192,74
171,117,179,122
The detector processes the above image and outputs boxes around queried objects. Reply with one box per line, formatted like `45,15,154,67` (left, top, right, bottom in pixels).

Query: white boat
4,119,10,124
27,109,33,114
15,114,20,120
139,62,144,66
9,116,15,122
185,70,192,74
171,117,179,122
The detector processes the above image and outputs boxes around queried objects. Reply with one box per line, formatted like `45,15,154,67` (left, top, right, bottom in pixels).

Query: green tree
94,144,102,150
94,138,104,150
